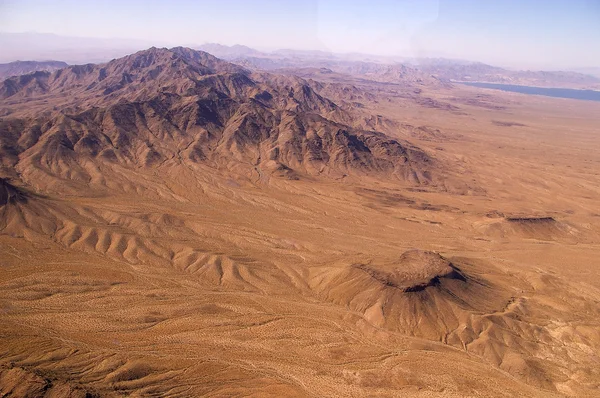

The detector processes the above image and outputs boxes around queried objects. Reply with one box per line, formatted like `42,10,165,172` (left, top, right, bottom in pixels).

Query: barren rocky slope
0,47,439,188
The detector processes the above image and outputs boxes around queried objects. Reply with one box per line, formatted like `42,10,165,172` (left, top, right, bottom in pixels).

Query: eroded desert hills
1,47,600,397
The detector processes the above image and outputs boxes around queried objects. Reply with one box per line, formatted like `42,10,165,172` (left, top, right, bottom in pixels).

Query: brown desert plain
1,47,600,397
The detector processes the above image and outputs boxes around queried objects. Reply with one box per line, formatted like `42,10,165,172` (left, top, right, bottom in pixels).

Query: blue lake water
460,82,600,102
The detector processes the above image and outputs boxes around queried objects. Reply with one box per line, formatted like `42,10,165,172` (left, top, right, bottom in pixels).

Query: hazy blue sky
0,0,599,68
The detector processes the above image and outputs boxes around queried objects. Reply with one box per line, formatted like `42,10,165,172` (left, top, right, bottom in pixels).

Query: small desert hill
310,250,512,340
0,47,440,190
476,214,579,242
310,247,600,391
0,60,68,81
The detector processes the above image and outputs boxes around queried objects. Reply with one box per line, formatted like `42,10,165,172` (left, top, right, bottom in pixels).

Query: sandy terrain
1,49,600,397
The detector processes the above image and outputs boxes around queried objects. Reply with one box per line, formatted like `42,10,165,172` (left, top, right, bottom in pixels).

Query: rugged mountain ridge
0,47,439,191
0,47,249,104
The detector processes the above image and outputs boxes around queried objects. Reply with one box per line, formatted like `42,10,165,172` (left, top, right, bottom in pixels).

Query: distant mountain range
0,60,68,81
570,67,600,79
413,60,600,89
187,44,600,90
197,43,263,59
1,33,598,90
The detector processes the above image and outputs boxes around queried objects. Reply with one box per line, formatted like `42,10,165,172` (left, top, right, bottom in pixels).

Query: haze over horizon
1,0,599,69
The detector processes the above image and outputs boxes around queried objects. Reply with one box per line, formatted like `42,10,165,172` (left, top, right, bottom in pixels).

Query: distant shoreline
456,81,600,102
